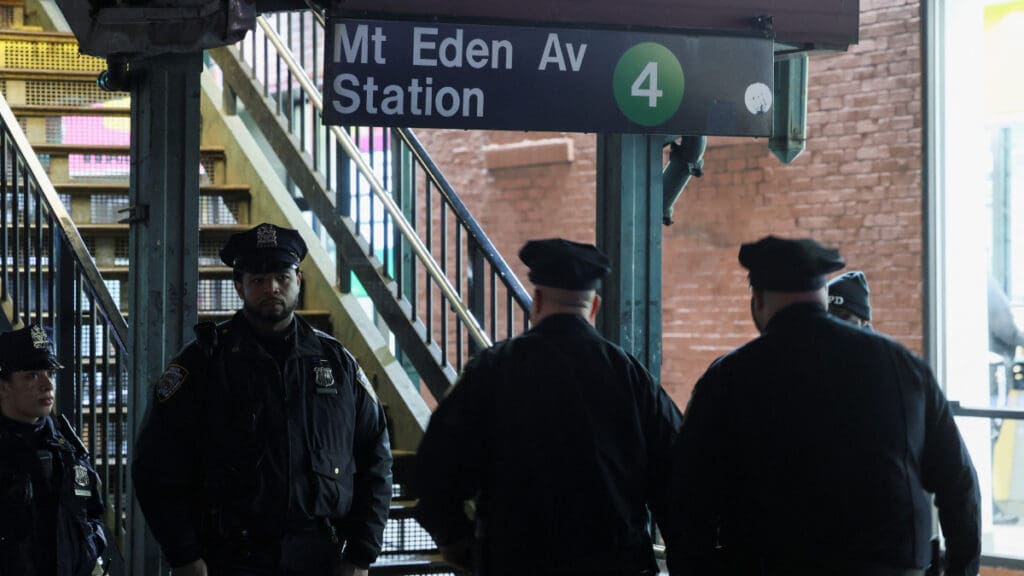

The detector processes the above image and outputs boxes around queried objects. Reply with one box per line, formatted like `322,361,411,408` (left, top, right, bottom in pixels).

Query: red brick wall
416,0,926,408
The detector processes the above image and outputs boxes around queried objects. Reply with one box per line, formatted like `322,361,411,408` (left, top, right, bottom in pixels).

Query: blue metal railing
0,91,129,571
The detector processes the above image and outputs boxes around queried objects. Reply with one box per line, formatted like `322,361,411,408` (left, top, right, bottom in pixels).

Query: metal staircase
207,8,532,402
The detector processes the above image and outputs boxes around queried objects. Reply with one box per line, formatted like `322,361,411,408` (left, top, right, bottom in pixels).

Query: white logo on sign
744,82,773,115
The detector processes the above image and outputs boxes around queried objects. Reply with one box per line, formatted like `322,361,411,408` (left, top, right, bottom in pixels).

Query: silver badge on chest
74,464,91,497
314,359,337,395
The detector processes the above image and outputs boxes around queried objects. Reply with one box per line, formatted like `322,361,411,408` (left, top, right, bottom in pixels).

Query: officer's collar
0,412,52,437
764,301,829,333
229,311,325,357
531,313,596,335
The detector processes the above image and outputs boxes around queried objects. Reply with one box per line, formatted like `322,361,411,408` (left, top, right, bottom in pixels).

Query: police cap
828,270,871,322
519,238,611,291
219,222,308,273
0,324,64,376
739,236,845,291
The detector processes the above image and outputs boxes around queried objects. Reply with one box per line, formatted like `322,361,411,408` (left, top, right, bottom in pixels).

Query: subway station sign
323,18,775,136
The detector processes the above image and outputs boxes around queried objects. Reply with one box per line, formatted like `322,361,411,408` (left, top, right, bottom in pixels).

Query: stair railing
0,91,130,567
212,9,531,397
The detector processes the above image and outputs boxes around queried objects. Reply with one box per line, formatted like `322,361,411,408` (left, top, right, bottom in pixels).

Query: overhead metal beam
325,0,859,50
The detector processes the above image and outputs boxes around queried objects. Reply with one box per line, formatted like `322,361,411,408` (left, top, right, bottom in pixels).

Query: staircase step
200,309,334,334
0,29,79,43
10,104,130,117
32,143,226,160
388,499,418,521
370,553,460,575
0,68,101,81
0,31,106,75
3,266,234,277
74,223,250,234
56,182,250,200
96,266,235,278
392,449,417,498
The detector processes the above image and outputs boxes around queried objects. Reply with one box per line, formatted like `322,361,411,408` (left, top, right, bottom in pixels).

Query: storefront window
932,0,1024,563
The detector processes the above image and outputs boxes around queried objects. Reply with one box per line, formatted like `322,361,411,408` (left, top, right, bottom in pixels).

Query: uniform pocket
0,474,33,547
310,450,353,516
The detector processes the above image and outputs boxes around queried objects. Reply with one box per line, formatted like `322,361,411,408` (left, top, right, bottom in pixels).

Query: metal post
393,136,420,387
55,237,76,417
126,52,202,574
467,243,485,358
595,133,663,384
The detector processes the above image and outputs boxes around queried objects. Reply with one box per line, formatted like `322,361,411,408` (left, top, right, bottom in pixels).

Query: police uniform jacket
131,313,392,568
0,415,106,576
665,303,981,576
415,313,683,576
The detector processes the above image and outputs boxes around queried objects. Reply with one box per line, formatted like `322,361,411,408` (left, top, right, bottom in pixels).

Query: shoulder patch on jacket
313,328,341,344
155,364,189,403
341,348,379,404
355,366,379,404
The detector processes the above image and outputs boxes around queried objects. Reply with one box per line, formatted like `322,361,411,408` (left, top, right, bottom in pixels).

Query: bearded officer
132,223,392,576
666,236,980,576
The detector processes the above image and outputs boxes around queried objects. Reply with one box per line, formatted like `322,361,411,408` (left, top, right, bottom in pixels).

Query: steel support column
595,133,663,383
126,53,202,574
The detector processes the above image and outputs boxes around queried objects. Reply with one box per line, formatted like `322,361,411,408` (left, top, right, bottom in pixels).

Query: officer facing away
827,270,872,330
132,223,393,576
665,236,981,576
415,238,683,576
0,324,107,576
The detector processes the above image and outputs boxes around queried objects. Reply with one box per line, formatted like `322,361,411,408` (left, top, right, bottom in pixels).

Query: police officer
132,223,392,576
827,270,872,329
0,324,107,576
415,238,683,576
665,236,981,576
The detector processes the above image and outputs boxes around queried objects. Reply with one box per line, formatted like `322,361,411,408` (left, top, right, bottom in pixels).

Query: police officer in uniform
665,236,980,576
827,271,872,330
415,238,683,576
132,223,392,576
0,324,107,576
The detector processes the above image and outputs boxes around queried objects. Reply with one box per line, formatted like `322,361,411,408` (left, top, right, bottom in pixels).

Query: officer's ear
531,287,543,320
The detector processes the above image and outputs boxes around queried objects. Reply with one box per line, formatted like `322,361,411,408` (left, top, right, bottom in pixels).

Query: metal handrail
254,14,492,351
210,7,537,390
948,401,1024,420
303,4,531,315
0,91,130,563
0,95,128,344
258,15,489,350
393,128,532,313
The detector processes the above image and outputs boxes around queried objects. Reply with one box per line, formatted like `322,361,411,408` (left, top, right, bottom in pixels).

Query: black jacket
665,303,981,576
415,313,683,575
0,415,106,576
132,313,392,568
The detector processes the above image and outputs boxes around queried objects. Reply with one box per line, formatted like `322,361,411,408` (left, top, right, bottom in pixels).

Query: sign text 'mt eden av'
324,18,775,136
